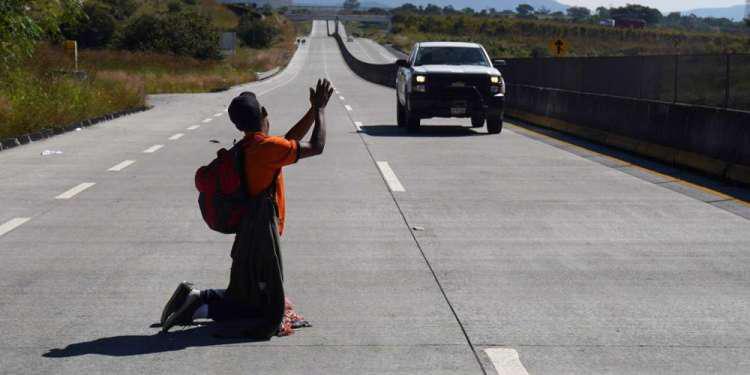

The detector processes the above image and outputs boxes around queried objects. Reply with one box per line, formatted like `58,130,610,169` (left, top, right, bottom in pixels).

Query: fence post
673,54,679,103
724,54,731,108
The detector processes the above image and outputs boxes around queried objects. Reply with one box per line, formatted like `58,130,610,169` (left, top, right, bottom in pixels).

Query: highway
1,20,750,374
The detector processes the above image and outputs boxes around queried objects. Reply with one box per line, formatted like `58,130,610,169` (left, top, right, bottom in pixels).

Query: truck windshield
414,47,489,67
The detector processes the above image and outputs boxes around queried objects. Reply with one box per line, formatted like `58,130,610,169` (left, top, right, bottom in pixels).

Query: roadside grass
376,15,750,57
0,17,304,140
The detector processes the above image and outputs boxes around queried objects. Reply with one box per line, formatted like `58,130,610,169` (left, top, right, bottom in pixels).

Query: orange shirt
243,132,299,235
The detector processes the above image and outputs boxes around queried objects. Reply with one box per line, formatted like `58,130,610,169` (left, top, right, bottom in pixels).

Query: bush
99,0,137,21
118,10,221,59
61,3,116,48
237,15,279,48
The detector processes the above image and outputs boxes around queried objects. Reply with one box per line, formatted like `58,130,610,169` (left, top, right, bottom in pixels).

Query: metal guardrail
502,54,750,112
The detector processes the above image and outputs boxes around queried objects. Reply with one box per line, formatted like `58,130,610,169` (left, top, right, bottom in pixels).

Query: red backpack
195,141,252,234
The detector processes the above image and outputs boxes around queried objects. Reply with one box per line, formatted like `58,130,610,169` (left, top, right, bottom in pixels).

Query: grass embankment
0,16,304,140
371,14,750,57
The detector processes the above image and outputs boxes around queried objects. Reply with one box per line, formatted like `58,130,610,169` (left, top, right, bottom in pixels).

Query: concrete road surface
1,20,750,374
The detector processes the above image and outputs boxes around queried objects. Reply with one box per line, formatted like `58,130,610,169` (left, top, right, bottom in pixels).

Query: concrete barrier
507,84,750,185
331,32,398,89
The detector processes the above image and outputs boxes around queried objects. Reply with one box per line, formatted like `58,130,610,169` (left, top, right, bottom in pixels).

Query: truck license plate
451,107,466,115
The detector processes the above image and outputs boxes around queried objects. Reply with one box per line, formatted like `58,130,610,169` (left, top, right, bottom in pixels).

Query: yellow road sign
549,39,568,57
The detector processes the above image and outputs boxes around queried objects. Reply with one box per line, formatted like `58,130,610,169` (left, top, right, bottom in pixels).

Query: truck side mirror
493,59,507,67
395,59,410,68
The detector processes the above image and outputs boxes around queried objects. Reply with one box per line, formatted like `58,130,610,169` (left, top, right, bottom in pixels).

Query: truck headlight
490,76,500,84
415,75,427,83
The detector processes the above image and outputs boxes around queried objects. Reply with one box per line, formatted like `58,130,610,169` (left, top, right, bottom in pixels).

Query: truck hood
413,65,501,76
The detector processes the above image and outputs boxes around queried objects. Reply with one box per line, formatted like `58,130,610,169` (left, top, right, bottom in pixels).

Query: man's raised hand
310,79,334,110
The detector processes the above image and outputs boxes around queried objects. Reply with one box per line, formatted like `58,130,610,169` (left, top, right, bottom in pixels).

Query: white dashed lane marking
213,113,223,117
202,118,213,123
56,183,95,200
345,105,353,112
339,96,345,100
143,145,163,153
0,218,31,237
169,133,184,140
484,348,530,375
376,161,405,192
354,121,362,131
187,125,200,130
108,160,135,172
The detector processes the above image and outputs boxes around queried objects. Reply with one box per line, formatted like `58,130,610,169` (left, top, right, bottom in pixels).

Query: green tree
118,10,221,59
516,4,535,18
566,6,591,21
100,0,137,21
343,0,360,11
462,7,475,15
595,6,610,18
1,0,82,69
237,14,278,48
424,4,442,14
443,5,457,14
610,4,663,24
61,3,116,48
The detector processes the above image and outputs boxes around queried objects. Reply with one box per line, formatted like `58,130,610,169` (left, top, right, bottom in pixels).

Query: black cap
228,91,262,131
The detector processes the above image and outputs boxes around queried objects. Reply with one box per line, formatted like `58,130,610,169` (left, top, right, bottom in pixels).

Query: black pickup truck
395,42,506,133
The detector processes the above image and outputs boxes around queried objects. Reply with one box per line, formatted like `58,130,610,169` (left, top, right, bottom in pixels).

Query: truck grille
428,74,489,91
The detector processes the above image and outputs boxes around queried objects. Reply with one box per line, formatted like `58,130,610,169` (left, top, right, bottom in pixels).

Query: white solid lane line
484,348,530,375
143,144,163,153
169,133,184,140
202,118,213,123
354,121,362,131
108,160,135,172
56,182,96,200
187,125,200,130
376,161,405,192
0,218,31,237
345,105,353,112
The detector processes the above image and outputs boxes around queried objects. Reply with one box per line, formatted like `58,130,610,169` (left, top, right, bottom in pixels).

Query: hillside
684,4,747,21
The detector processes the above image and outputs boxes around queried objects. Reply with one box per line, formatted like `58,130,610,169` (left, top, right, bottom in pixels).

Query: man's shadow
43,324,268,358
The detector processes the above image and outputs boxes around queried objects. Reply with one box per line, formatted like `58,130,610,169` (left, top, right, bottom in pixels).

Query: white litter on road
56,182,95,200
484,348,530,375
376,161,405,192
108,160,135,172
0,218,31,237
143,145,163,153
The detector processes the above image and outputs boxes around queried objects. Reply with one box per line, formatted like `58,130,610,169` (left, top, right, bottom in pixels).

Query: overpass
1,20,749,375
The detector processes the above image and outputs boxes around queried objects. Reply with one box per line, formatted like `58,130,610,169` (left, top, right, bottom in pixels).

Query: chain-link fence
503,54,750,112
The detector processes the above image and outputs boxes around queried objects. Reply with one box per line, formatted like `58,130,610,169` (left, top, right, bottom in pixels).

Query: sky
559,0,743,12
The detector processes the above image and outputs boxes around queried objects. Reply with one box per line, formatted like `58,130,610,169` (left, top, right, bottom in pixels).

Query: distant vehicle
395,42,506,133
599,18,616,27
615,18,647,29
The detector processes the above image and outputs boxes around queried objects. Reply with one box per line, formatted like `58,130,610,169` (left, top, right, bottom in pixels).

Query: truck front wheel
487,115,503,134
